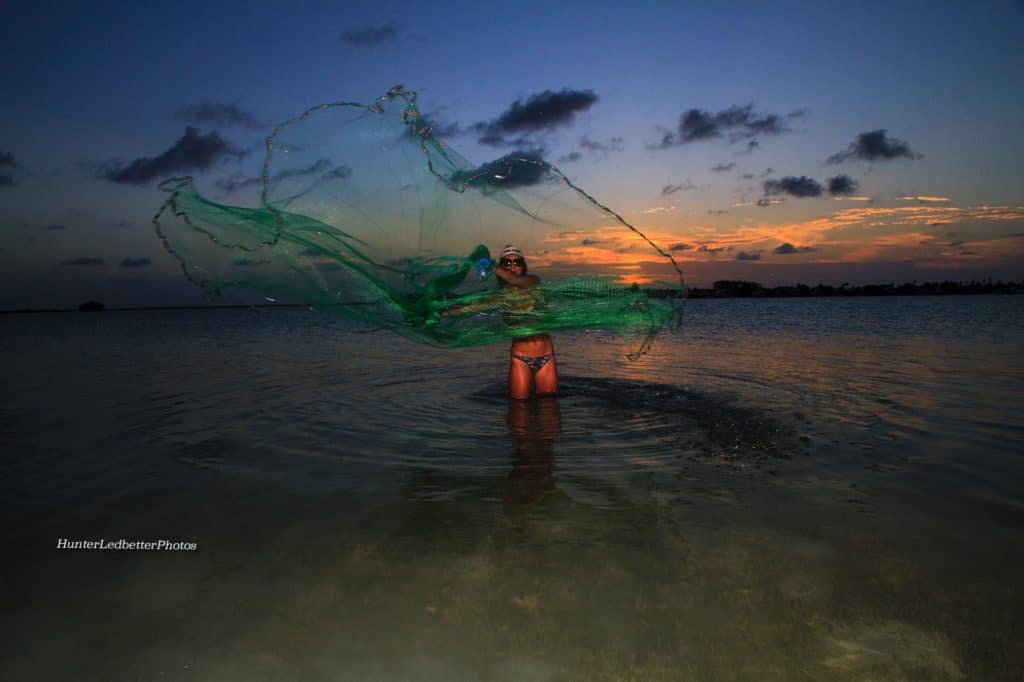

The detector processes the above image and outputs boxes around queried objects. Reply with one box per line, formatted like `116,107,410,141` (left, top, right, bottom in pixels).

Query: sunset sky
2,0,1023,308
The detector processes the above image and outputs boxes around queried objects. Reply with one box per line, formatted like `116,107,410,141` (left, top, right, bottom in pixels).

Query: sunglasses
500,258,525,267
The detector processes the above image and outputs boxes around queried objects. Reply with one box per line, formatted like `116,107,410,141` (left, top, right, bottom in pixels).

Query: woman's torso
510,333,553,356
501,284,552,355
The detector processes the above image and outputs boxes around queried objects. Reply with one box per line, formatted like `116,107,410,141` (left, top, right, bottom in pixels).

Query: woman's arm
494,267,540,288
441,269,540,318
441,291,502,317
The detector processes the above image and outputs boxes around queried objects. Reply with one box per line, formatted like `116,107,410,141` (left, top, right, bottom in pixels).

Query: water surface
3,296,1022,680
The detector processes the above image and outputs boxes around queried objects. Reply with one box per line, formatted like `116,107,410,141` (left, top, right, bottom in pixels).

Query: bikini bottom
512,353,553,373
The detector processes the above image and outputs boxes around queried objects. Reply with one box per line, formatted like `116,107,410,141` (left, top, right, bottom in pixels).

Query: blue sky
2,0,1023,308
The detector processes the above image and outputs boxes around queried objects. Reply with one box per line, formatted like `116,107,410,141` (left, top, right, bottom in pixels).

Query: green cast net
153,85,686,357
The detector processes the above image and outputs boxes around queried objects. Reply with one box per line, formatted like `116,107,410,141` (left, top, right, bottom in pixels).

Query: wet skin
495,259,558,400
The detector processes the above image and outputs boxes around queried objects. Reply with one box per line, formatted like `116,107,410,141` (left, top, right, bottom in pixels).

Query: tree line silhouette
648,278,1024,299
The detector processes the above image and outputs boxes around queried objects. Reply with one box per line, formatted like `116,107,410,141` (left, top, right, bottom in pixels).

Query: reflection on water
2,297,1022,679
505,397,560,505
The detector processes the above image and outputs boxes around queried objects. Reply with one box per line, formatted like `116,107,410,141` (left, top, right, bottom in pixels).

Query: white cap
500,244,524,259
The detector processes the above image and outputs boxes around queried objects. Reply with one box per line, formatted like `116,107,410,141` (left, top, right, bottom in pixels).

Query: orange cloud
898,195,951,203
527,202,1024,284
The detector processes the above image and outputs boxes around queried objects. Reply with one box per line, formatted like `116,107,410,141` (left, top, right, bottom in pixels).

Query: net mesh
153,85,686,357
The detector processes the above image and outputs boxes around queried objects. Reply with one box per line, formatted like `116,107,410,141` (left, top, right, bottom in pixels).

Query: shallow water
3,296,1022,680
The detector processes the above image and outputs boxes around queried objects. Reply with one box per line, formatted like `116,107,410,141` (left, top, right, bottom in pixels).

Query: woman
493,245,558,399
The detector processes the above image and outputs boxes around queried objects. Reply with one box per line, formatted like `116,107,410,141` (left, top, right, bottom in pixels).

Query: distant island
649,278,1024,299
2,278,1021,314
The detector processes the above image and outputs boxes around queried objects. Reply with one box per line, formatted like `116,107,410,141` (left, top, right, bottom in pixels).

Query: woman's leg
508,354,533,399
534,355,558,396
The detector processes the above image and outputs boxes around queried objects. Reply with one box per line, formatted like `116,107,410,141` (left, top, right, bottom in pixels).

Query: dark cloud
475,131,539,148
1,151,28,186
761,173,855,202
99,127,240,185
177,102,264,129
579,134,624,156
773,243,816,255
557,152,582,164
215,176,260,194
476,130,503,145
763,176,823,199
473,89,598,146
120,258,152,268
452,151,550,189
340,21,400,47
662,180,696,196
736,251,762,261
711,163,735,172
421,117,460,140
322,165,352,180
827,174,859,196
494,89,598,131
0,154,17,186
677,109,718,142
216,161,349,194
827,129,921,164
60,257,104,266
669,243,692,251
273,158,332,181
739,140,760,155
654,104,803,148
697,244,731,254
708,209,728,215
580,238,602,246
